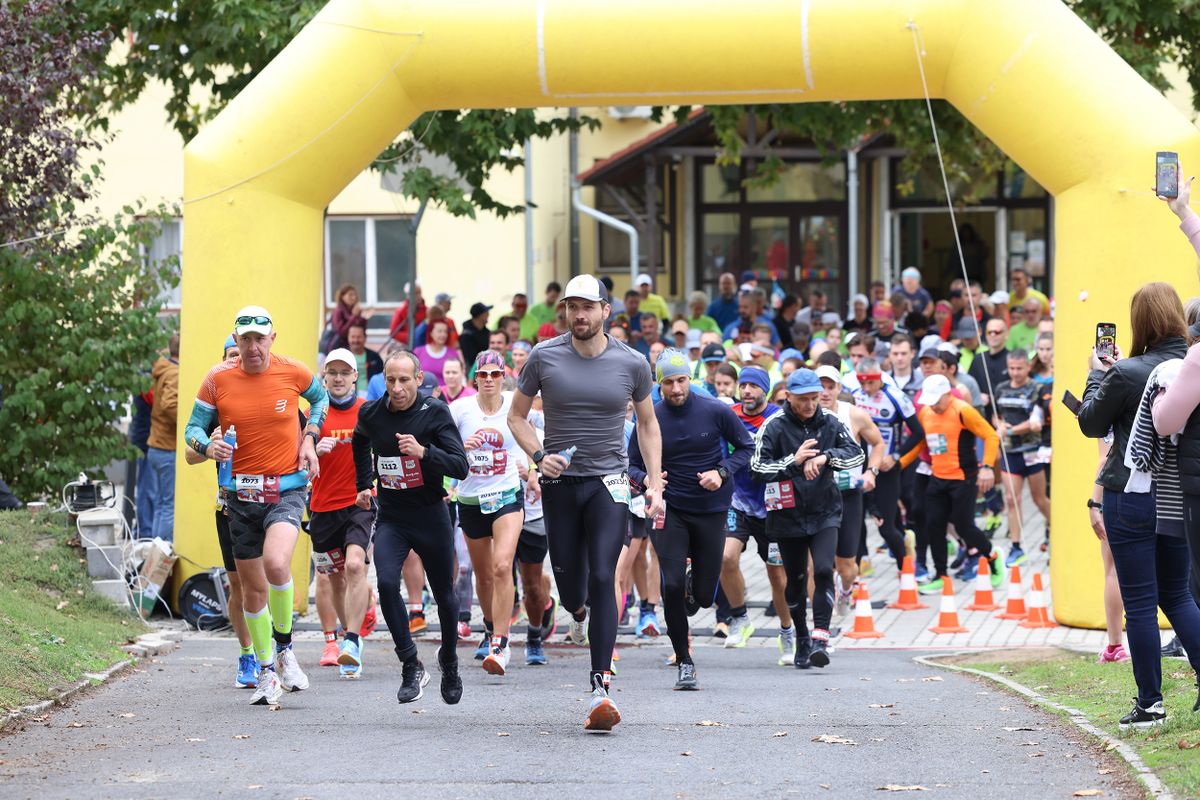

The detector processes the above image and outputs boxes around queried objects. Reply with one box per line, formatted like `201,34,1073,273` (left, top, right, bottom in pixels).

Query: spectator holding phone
1078,281,1197,729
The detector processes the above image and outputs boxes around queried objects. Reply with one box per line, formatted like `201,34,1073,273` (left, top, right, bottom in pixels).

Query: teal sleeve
184,402,216,453
301,376,329,431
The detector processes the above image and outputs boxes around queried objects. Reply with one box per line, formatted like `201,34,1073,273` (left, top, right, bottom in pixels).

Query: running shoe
250,668,283,706
276,646,309,692
948,540,964,569
713,621,730,639
409,611,428,636
917,577,944,596
1098,644,1129,664
793,637,813,670
360,602,378,638
337,637,362,668
439,657,463,704
568,609,589,645
397,659,429,704
859,558,875,578
914,562,930,583
320,638,340,667
988,553,1004,588
456,621,472,640
724,615,755,648
636,608,661,638
777,628,797,667
809,636,830,668
956,557,977,582
539,597,559,642
983,512,1003,537
585,683,621,732
1118,699,1166,730
674,662,699,691
1005,545,1026,568
235,653,258,689
482,642,511,676
764,599,777,617
474,634,490,660
684,563,699,616
525,638,547,666
903,528,917,558
1162,636,1186,658
836,587,853,617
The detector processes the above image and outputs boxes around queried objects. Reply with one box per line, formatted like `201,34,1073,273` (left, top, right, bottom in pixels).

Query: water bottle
559,445,578,466
217,424,237,486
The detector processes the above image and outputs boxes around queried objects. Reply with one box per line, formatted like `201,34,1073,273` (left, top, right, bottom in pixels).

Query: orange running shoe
359,600,378,638
409,611,428,636
319,636,340,667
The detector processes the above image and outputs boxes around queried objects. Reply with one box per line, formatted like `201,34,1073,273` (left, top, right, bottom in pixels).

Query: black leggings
836,490,864,560
541,476,627,675
869,467,905,568
926,476,992,578
912,471,931,568
375,503,459,664
778,529,837,638
650,508,726,664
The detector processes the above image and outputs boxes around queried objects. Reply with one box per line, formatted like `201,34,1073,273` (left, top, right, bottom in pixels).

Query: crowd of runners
182,265,1059,731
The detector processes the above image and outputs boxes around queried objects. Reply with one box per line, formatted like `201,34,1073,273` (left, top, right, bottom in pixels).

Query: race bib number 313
764,481,796,511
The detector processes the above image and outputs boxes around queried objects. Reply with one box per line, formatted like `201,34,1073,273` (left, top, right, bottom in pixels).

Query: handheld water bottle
559,445,578,466
217,424,237,486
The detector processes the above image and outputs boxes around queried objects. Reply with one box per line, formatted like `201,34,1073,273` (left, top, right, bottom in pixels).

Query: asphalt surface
0,636,1132,799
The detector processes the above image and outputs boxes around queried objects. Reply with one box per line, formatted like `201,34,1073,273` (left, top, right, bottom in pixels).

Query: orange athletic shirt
195,355,315,477
309,398,364,512
901,397,999,480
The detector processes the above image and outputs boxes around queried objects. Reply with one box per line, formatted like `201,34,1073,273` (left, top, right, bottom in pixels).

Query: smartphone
1096,322,1116,360
1061,389,1082,417
1157,151,1180,198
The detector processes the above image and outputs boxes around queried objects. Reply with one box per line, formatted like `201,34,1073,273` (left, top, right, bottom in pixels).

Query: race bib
926,433,948,456
378,456,424,490
767,541,783,566
630,493,647,519
651,502,666,530
1037,446,1052,465
479,489,508,514
1023,450,1042,468
235,473,280,504
878,427,895,450
917,461,933,476
468,449,508,477
764,481,796,510
311,547,345,575
602,473,631,506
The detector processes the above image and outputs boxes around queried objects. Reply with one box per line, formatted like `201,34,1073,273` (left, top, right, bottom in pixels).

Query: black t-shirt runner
993,380,1042,453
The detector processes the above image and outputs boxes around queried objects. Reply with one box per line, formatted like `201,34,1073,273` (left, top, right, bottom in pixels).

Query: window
595,189,663,272
324,216,415,307
145,217,182,309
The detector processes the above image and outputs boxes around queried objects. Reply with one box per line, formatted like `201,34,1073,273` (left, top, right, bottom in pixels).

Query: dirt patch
939,647,1066,667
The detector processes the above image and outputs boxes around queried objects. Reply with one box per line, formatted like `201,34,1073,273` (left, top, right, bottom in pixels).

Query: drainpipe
569,108,580,277
847,148,860,302
572,181,637,285
524,138,534,299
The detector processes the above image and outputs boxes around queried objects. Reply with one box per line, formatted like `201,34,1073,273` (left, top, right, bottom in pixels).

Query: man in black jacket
352,351,469,706
751,368,864,670
459,302,493,365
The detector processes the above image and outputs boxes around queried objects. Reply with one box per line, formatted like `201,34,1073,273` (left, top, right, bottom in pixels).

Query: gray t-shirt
517,333,652,477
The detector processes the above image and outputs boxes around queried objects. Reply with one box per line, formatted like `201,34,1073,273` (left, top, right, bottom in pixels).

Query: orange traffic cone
1019,573,1057,629
996,565,1027,620
929,576,969,634
889,555,930,611
844,582,885,639
965,557,1001,611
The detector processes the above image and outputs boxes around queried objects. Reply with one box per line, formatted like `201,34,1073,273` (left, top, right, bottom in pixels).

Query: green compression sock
269,580,294,640
244,605,274,668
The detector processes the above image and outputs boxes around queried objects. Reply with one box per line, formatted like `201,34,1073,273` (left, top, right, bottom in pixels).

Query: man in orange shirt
185,305,328,707
899,375,1001,595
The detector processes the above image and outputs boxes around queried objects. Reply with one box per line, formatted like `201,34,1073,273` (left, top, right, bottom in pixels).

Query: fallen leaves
696,720,723,727
29,714,48,723
772,731,788,738
868,703,895,709
66,721,83,728
920,676,943,683
186,737,206,742
232,734,251,740
1179,739,1200,750
1002,726,1036,732
813,734,857,745
497,732,510,737
878,786,929,792
118,713,135,718
680,751,693,757
55,601,68,610
1072,792,1103,797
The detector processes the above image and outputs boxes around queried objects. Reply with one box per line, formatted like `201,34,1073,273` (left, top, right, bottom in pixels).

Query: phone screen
1157,151,1179,198
1062,390,1082,417
1096,322,1117,360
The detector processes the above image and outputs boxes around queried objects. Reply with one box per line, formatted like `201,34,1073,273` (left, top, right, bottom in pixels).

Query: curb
2,632,180,733
914,652,1174,800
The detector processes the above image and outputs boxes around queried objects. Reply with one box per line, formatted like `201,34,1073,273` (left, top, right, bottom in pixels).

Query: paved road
0,636,1130,799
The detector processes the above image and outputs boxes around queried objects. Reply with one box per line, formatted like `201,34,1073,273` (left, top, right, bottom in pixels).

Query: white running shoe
568,609,589,645
777,629,797,667
276,646,309,692
724,615,755,648
482,643,511,676
250,668,283,706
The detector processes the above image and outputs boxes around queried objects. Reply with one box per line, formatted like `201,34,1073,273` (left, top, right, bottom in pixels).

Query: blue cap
737,366,771,395
655,348,692,382
223,335,236,353
786,368,822,395
778,347,804,363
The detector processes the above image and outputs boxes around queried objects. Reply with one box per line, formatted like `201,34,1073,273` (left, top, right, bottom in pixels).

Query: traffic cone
1019,573,1057,629
929,576,969,634
965,556,1001,611
844,582,885,639
996,565,1027,620
889,555,929,610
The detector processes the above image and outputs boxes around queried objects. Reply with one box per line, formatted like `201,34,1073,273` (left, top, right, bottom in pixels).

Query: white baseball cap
989,290,1011,305
815,365,842,386
234,305,273,336
635,273,653,287
324,348,357,371
921,374,953,404
560,274,610,303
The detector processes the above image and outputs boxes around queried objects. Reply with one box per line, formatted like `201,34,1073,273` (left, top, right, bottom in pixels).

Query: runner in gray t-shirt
509,274,663,733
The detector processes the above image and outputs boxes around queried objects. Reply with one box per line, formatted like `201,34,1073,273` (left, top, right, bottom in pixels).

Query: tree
0,0,178,499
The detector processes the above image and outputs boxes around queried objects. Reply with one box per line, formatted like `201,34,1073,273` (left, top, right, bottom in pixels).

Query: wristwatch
980,465,994,472
305,430,320,447
868,466,880,476
1087,499,1103,511
532,449,546,465
715,466,729,482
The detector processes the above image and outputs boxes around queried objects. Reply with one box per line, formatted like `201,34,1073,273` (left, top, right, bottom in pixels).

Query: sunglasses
476,370,505,379
235,315,271,326
986,329,1005,335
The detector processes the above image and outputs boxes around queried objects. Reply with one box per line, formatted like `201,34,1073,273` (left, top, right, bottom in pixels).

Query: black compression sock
527,627,542,644
497,635,509,649
272,631,292,648
345,631,360,645
484,618,494,635
572,608,587,622
730,605,747,618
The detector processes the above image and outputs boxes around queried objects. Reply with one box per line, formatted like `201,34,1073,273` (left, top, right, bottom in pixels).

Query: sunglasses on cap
235,315,271,326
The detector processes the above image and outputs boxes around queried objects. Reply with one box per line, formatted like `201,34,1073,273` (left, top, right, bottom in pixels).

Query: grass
0,510,147,711
955,649,1200,799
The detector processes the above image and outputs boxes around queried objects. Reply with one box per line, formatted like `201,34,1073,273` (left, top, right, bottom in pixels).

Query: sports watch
532,449,546,465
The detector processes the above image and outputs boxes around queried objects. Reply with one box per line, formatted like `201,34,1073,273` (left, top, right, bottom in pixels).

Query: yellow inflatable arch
179,0,1200,627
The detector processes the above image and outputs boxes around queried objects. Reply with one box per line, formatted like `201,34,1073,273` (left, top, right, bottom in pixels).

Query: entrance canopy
179,0,1200,627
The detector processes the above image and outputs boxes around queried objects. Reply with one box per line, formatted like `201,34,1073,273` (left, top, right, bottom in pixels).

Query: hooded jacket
147,356,179,451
